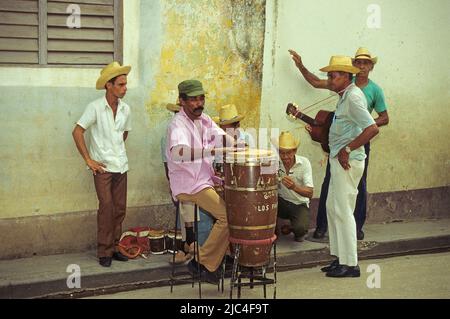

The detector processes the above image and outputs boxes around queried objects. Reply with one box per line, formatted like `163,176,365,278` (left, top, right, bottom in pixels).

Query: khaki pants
177,187,229,272
93,172,127,258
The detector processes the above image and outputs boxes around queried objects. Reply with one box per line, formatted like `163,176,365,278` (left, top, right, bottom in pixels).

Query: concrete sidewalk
1,218,449,299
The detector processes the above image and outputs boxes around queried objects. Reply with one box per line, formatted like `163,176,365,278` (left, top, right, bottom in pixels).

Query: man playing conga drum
275,132,314,242
165,79,235,284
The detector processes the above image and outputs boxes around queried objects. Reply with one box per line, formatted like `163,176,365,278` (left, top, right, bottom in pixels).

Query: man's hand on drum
282,176,296,190
213,146,245,154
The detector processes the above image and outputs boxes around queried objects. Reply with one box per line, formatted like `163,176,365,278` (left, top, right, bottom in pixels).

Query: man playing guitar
288,48,389,241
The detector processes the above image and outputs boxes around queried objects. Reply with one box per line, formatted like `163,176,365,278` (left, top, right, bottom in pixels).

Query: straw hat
353,47,378,64
216,104,245,125
166,99,181,112
273,131,300,150
96,61,131,90
212,116,220,124
320,55,360,74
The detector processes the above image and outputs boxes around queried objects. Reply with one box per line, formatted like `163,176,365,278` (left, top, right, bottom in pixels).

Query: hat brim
166,103,181,112
212,116,220,124
96,66,131,90
219,115,244,126
271,137,300,150
185,89,206,97
320,64,360,74
353,56,378,64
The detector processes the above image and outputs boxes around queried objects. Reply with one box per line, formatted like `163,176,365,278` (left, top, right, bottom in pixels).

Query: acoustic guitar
286,103,334,153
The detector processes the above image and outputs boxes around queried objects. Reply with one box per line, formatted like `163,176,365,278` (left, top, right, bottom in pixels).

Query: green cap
178,79,206,97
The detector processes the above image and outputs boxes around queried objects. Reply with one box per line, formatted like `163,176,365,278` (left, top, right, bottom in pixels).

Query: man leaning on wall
72,62,132,267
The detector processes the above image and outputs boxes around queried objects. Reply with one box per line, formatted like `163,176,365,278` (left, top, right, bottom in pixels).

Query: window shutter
47,0,116,65
0,0,40,64
0,0,122,66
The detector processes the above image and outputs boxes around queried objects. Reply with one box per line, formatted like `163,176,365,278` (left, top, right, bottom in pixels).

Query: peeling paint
146,0,266,130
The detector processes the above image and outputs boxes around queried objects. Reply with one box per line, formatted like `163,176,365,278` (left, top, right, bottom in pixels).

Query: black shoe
99,257,112,267
320,259,339,273
294,233,308,242
187,259,200,275
187,259,219,285
357,230,365,241
326,265,360,278
112,251,129,262
313,229,326,239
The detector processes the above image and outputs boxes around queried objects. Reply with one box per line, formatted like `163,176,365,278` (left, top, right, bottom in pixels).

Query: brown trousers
177,187,229,272
93,172,127,258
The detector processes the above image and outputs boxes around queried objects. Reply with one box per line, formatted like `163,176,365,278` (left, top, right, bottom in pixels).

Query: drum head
225,148,277,164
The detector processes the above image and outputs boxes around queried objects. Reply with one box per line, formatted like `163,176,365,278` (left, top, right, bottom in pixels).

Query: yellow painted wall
146,0,265,131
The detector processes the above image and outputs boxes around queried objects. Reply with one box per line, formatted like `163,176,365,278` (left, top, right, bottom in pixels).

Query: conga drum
224,149,278,267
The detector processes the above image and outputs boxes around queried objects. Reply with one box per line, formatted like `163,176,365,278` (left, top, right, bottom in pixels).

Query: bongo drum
149,229,167,254
165,230,183,254
224,149,278,267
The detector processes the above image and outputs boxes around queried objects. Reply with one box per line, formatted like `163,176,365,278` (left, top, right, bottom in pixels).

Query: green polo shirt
353,78,387,114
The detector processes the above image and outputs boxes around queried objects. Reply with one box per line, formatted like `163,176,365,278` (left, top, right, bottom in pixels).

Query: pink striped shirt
166,108,225,199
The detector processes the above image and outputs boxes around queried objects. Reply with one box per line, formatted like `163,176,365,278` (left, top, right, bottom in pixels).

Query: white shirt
77,96,132,173
278,155,314,206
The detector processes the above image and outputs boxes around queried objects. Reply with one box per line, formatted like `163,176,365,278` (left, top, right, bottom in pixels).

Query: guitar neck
294,112,315,126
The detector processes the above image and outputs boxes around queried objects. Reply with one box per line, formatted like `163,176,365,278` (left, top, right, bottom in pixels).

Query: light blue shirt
329,83,375,161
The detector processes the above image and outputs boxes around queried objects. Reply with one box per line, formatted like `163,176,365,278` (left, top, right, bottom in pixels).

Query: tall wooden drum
224,149,278,267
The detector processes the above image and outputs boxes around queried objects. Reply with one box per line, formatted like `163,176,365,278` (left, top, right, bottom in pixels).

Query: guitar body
285,103,334,153
309,110,334,153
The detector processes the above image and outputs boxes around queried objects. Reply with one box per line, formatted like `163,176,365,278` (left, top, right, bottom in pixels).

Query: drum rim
149,235,165,239
224,185,278,191
225,149,278,164
166,233,182,238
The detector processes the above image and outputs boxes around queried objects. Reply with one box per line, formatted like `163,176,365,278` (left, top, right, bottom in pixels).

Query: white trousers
326,157,365,266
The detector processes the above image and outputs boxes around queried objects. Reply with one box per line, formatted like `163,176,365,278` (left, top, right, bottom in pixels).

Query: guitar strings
289,94,338,139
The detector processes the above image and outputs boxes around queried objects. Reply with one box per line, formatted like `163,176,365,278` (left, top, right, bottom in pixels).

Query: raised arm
289,49,329,89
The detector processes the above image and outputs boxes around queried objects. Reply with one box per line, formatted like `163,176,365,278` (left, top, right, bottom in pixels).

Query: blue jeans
316,143,370,232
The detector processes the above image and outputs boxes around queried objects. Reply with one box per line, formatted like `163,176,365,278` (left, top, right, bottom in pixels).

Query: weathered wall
147,0,265,135
0,0,266,258
0,0,265,219
261,0,450,195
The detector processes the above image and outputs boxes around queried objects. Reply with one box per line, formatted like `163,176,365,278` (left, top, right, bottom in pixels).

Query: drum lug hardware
230,164,237,186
